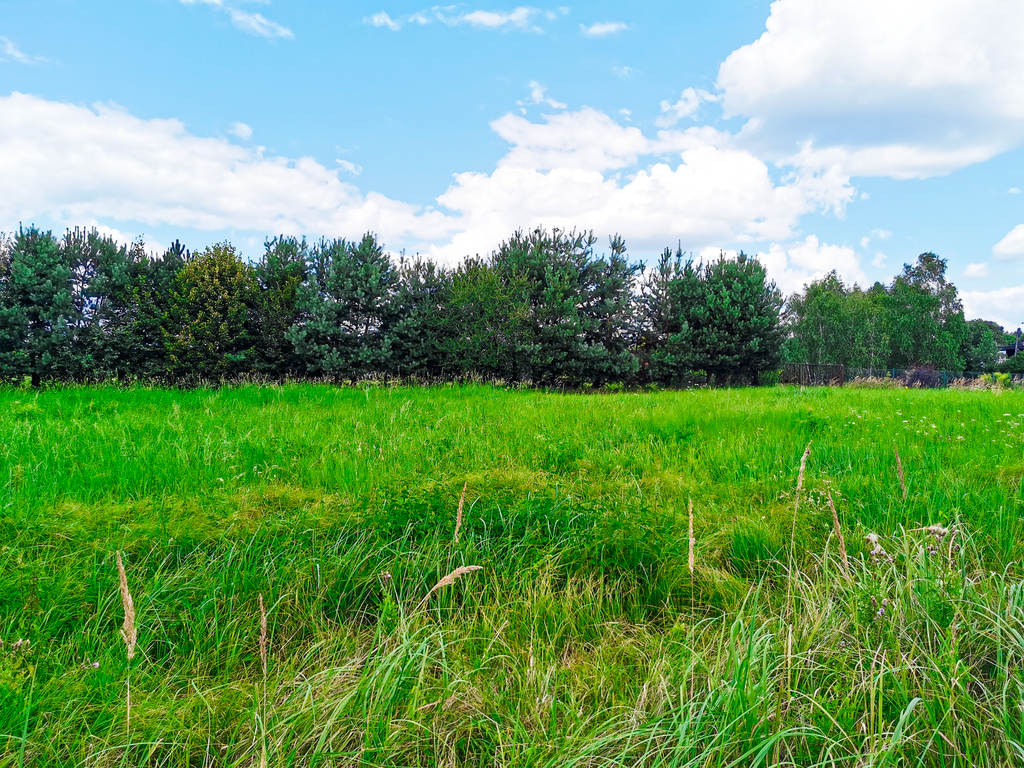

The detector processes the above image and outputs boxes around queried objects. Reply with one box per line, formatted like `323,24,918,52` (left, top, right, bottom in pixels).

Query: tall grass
0,383,1022,765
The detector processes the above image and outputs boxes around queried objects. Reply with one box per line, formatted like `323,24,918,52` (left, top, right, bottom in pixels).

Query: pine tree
0,227,77,385
163,242,259,380
289,234,398,378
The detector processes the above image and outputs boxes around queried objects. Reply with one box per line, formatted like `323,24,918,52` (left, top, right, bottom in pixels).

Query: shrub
903,366,941,388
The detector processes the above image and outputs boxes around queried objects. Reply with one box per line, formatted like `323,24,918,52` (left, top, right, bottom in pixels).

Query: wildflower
866,532,889,562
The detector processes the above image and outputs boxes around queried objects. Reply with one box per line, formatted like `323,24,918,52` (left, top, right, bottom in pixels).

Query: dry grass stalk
687,497,695,575
787,441,812,620
893,444,907,499
116,551,137,661
418,565,483,610
827,491,850,577
454,482,467,545
258,594,268,677
795,441,812,513
116,551,137,734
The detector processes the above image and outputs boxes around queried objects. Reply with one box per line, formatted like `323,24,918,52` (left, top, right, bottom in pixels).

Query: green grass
1,382,1023,766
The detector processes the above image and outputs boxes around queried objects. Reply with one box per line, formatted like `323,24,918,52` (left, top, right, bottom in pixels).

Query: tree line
783,254,1022,374
0,226,784,386
0,225,1016,387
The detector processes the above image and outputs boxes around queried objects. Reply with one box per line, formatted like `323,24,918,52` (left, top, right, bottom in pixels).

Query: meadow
1,382,1023,767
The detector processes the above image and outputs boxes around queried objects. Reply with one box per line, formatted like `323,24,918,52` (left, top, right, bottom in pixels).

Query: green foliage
252,236,307,376
0,224,1006,388
289,234,398,377
0,227,77,385
389,256,453,377
442,256,533,380
489,228,639,385
998,353,1024,374
884,252,967,370
961,318,999,371
671,251,784,382
163,242,259,379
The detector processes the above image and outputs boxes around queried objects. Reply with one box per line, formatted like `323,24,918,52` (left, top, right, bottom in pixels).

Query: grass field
1,383,1024,766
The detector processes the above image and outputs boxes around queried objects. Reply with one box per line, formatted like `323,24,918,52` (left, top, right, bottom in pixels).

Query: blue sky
2,0,1023,328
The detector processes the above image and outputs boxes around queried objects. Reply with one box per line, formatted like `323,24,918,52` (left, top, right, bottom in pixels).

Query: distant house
998,329,1023,360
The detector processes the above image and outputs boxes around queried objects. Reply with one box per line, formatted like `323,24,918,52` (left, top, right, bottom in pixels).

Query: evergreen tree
253,236,308,377
0,227,77,385
490,228,639,385
389,256,452,378
674,252,784,383
442,257,534,381
289,234,398,377
163,242,258,379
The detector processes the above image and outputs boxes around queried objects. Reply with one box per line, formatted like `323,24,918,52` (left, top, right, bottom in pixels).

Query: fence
783,363,1023,388
782,363,845,386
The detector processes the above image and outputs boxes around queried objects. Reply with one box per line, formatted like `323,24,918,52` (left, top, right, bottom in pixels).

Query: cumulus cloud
0,93,857,268
993,224,1024,260
1,37,47,64
963,262,989,278
0,92,453,242
580,21,629,37
428,109,854,261
962,285,1024,329
716,0,1024,178
180,0,293,39
754,236,867,296
365,6,550,32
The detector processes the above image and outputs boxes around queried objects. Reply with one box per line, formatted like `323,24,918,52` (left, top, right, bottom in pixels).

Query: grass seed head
425,565,483,600
116,551,137,662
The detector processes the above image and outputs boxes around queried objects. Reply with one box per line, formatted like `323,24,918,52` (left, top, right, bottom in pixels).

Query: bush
903,366,941,388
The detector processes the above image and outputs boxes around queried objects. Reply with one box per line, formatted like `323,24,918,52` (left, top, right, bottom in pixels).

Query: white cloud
754,235,867,295
860,228,892,249
428,109,854,262
462,7,541,31
180,0,293,38
993,224,1024,260
1010,187,1021,194
229,122,253,140
580,21,629,37
612,66,639,78
0,37,47,65
963,262,989,278
0,93,856,269
228,8,293,38
336,159,362,176
518,81,567,110
716,0,1024,179
0,92,454,242
366,6,549,32
656,88,716,128
871,252,887,269
366,11,401,30
962,285,1024,328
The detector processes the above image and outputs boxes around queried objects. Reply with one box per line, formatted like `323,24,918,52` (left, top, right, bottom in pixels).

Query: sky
2,0,1024,329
